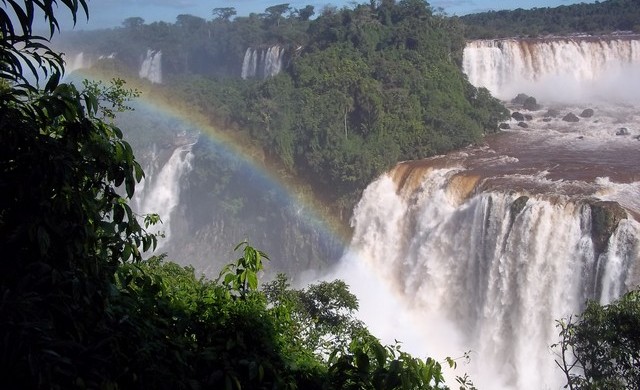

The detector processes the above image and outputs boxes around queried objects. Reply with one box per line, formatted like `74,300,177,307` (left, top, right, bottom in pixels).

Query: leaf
44,71,60,93
247,272,258,291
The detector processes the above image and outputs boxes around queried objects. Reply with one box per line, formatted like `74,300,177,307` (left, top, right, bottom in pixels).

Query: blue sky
55,0,595,31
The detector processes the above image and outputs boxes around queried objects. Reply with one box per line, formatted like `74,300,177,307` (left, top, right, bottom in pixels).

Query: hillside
462,0,640,39
57,0,508,220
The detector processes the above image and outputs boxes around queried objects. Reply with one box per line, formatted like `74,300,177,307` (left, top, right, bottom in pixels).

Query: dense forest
57,0,508,217
462,0,640,39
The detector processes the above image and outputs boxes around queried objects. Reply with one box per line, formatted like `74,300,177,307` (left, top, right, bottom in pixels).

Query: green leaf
247,272,258,291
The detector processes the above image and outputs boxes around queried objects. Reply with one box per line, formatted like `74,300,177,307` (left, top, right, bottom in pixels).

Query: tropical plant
553,289,640,390
0,1,156,386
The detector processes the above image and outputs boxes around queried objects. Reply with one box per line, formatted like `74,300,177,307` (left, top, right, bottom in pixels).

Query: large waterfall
241,46,285,79
342,164,639,389
336,36,640,390
463,37,640,102
139,49,163,84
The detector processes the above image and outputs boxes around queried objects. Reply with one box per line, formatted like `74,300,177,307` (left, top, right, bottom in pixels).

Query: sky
52,0,596,31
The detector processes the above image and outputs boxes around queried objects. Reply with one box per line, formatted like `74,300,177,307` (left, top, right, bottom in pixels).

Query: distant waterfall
463,37,640,102
133,143,194,251
65,52,90,74
241,46,285,79
341,166,639,390
139,49,162,84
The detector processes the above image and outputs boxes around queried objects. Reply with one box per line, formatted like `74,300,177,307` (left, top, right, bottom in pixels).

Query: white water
331,36,640,390
463,38,640,103
337,169,640,390
133,143,194,250
241,46,285,79
139,49,162,84
63,52,116,76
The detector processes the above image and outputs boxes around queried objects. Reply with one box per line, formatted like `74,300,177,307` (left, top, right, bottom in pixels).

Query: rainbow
72,68,352,258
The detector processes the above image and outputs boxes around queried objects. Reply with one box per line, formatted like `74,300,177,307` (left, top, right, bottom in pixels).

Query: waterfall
139,49,162,84
340,166,639,390
63,52,116,77
241,46,285,79
463,37,640,102
133,143,194,251
64,52,93,75
241,48,257,79
263,46,284,78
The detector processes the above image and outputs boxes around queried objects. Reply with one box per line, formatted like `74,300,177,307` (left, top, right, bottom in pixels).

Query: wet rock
499,123,511,130
616,127,629,136
510,196,529,222
633,135,640,140
562,113,580,122
580,108,594,118
543,118,552,122
511,111,525,121
511,93,530,105
545,109,560,118
587,200,627,255
523,96,541,111
577,136,584,139
524,114,533,121
517,122,528,128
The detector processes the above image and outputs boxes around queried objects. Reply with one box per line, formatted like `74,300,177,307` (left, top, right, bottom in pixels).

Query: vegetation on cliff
462,0,640,39
61,0,508,217
0,1,478,387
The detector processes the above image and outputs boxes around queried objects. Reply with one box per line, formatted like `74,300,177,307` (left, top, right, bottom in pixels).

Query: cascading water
133,142,194,251
463,37,640,103
241,46,285,79
340,165,639,390
139,49,162,84
335,36,640,390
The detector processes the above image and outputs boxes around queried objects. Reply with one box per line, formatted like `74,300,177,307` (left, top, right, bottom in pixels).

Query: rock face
523,96,541,111
562,113,580,122
510,196,529,224
511,93,530,105
511,112,525,121
588,200,627,255
580,108,594,118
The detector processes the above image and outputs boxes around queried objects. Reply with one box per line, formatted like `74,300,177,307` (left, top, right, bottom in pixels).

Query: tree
298,5,315,21
212,7,237,21
176,13,206,31
122,16,145,29
263,274,364,358
554,289,640,389
265,3,291,26
0,1,156,386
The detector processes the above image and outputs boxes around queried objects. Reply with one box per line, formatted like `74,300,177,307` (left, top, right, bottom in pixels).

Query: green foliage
1,1,479,389
0,0,88,85
553,289,640,389
57,0,508,220
263,274,364,359
109,253,474,390
218,241,270,297
0,1,156,386
326,331,464,390
462,0,640,39
212,7,237,21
